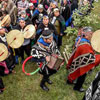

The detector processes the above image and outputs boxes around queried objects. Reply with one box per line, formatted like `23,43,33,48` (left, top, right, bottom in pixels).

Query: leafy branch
72,4,98,28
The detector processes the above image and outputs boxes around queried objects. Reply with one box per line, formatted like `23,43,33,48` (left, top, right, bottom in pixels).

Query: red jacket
67,42,100,82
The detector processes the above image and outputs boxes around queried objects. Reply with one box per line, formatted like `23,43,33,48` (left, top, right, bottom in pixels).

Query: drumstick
7,37,16,48
4,32,16,48
0,52,4,56
9,37,16,46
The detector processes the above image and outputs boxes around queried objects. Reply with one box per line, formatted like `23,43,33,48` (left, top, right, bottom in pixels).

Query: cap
29,3,33,7
52,1,58,6
53,8,59,12
18,17,25,22
43,15,49,19
42,30,53,38
20,11,26,15
38,4,43,9
82,26,93,36
83,27,93,32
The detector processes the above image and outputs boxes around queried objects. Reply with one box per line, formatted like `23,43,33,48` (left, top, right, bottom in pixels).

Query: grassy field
0,1,100,100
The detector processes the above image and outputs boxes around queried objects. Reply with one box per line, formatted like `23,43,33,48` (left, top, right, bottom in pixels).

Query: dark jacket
71,0,78,13
32,9,47,25
50,15,65,34
35,23,58,43
36,23,58,36
61,4,71,21
26,8,35,19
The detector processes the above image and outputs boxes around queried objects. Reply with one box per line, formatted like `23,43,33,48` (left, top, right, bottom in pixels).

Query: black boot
40,78,49,91
66,80,73,85
46,79,52,84
73,87,85,92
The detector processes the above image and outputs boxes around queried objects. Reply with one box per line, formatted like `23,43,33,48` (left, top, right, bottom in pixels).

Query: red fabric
67,43,100,82
0,62,9,74
30,0,37,3
67,43,94,69
95,55,100,66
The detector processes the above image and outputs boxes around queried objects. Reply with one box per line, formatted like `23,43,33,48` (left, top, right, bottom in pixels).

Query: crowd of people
0,0,99,99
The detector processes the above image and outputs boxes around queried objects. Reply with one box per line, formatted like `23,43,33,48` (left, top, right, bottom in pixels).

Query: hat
20,11,26,15
52,1,58,6
38,4,43,9
53,8,59,12
43,15,49,19
83,27,93,32
29,3,33,7
82,27,93,36
18,17,25,22
42,30,53,38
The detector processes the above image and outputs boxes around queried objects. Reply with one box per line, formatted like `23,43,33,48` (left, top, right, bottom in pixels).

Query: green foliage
64,4,99,51
64,27,78,52
72,4,98,28
65,27,78,37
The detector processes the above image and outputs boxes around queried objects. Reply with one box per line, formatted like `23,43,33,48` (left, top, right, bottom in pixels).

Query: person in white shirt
17,0,29,16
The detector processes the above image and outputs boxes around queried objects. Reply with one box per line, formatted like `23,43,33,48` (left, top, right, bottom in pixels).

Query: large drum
0,15,11,27
91,30,100,53
0,43,8,62
24,24,36,39
47,54,64,70
7,30,24,48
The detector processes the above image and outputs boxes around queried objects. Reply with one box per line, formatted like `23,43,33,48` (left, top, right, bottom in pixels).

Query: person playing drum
31,30,61,91
14,18,31,63
66,27,100,92
0,26,15,75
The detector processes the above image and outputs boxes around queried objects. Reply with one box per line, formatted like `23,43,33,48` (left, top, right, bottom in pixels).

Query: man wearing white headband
31,30,61,91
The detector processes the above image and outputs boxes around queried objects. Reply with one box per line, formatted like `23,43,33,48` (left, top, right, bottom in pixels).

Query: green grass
0,1,100,100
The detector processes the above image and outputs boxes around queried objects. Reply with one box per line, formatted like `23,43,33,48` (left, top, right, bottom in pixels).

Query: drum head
0,43,8,62
0,15,11,27
24,24,36,39
91,30,100,52
7,30,24,48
